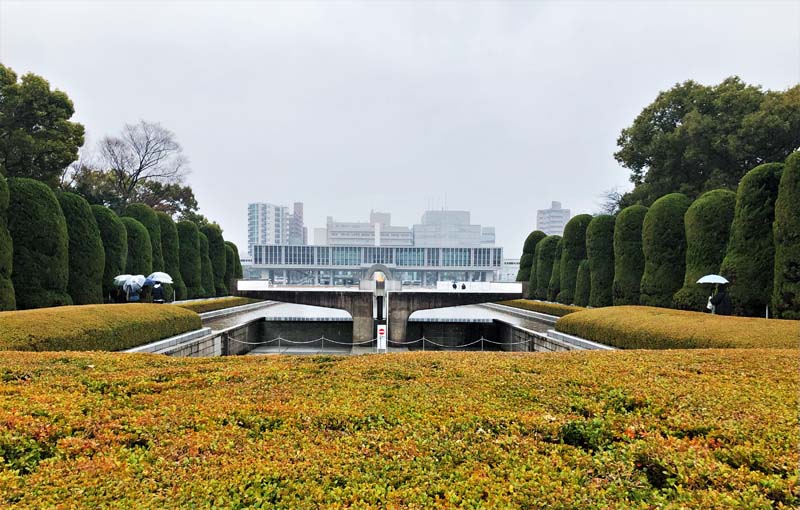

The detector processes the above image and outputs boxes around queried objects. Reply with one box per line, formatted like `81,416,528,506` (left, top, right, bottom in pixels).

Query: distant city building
313,227,327,246
247,201,306,255
326,211,413,247
536,201,571,236
481,227,496,246
499,257,520,282
413,210,493,248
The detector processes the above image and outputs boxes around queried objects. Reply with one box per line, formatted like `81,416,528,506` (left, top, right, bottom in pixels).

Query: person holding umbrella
697,275,732,315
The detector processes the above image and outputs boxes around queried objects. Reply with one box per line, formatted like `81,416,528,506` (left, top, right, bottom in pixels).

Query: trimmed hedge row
225,240,243,279
558,214,592,305
517,230,546,282
556,305,798,349
612,205,647,306
57,191,105,305
773,152,800,319
0,174,14,310
121,217,153,277
533,235,560,300
498,299,584,317
199,231,216,298
547,238,563,301
201,224,227,296
0,303,201,351
178,220,204,299
174,296,261,314
574,260,590,307
673,189,736,311
157,211,187,301
586,214,614,308
124,203,164,272
91,205,127,303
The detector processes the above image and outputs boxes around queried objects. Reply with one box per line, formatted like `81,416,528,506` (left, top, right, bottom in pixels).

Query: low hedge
0,304,201,351
498,299,585,317
556,305,798,349
174,296,261,314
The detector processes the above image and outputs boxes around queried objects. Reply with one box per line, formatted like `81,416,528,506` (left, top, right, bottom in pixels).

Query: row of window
251,245,502,267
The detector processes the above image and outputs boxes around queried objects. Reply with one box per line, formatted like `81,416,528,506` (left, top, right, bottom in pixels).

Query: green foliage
123,203,163,271
175,296,260,314
547,239,563,301
558,214,592,305
533,235,560,300
156,212,186,301
0,304,200,351
224,244,236,295
773,152,800,319
518,230,546,283
586,215,615,308
199,232,216,298
720,163,783,316
177,221,203,299
56,192,104,305
225,241,243,279
7,178,71,309
200,224,227,296
0,174,14,310
120,217,153,276
499,299,583,317
91,205,128,302
615,78,800,207
613,205,648,306
640,193,691,308
0,64,85,187
574,260,590,307
673,189,736,311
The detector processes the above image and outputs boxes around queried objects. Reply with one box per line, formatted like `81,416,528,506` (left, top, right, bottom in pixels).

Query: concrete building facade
536,201,571,236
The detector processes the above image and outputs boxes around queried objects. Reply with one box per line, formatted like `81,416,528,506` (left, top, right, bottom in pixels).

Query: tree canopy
615,77,800,207
0,64,85,187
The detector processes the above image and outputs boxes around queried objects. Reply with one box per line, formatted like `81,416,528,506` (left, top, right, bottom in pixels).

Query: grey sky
1,1,798,257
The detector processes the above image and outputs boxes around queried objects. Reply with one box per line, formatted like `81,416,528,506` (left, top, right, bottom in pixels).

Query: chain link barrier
227,334,535,352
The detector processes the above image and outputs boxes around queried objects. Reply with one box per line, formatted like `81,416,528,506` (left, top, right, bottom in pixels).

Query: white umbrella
123,275,146,293
696,274,729,284
113,274,133,286
147,272,173,284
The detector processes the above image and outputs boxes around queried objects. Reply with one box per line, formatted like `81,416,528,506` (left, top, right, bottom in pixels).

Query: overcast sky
1,1,798,257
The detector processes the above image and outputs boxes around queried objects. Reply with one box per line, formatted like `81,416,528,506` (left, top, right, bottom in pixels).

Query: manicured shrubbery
586,214,615,308
517,253,533,283
124,203,163,271
178,221,204,299
0,304,200,351
772,152,800,319
517,230,546,283
224,243,236,294
673,189,736,311
0,174,14,310
720,163,784,317
174,296,261,314
574,260,590,307
120,217,153,276
157,211,187,301
91,205,127,303
612,205,648,306
1,350,796,508
533,235,559,300
639,193,691,308
499,299,584,317
201,224,227,296
225,240,243,280
56,192,105,305
547,238,563,301
558,214,592,305
6,178,71,309
199,231,216,298
556,305,798,349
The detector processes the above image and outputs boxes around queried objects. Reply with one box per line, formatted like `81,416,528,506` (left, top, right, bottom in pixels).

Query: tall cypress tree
773,152,800,319
534,235,560,300
121,217,153,277
57,192,105,304
124,203,163,271
178,221,204,299
612,205,648,306
0,174,15,310
547,238,564,302
199,231,216,298
586,214,615,308
92,205,127,302
558,214,592,305
157,212,187,300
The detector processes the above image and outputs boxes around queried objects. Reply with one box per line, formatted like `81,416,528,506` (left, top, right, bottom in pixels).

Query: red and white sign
377,324,387,351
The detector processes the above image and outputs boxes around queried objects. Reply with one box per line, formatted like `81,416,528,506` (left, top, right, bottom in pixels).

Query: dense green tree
124,203,163,271
91,205,127,302
533,235,560,300
157,211,186,301
121,217,153,276
640,193,692,308
558,214,593,305
773,152,800,319
201,224,227,296
224,244,236,295
199,232,216,298
720,163,784,316
547,239,564,301
673,189,736,311
0,174,15,310
56,192,105,304
0,64,85,187
574,260,590,307
517,230,546,283
586,214,615,308
177,220,203,298
7,178,71,308
225,241,243,279
613,205,648,305
615,78,800,207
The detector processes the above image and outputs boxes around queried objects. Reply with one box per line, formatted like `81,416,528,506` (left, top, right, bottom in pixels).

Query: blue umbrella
143,277,156,287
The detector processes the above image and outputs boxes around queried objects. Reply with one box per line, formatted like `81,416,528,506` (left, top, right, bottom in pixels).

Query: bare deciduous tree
597,187,624,215
99,120,188,207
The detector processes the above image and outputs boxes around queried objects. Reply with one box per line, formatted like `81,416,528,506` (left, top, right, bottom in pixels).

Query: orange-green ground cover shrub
499,299,585,317
173,296,261,314
556,306,799,349
0,350,796,508
0,304,201,351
